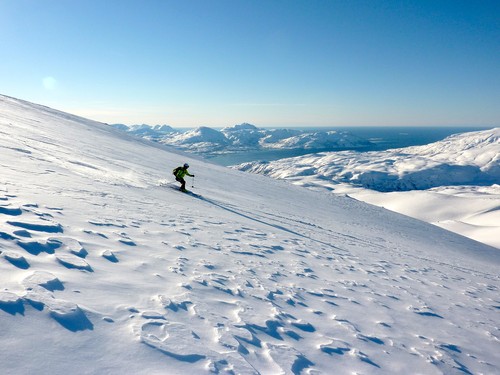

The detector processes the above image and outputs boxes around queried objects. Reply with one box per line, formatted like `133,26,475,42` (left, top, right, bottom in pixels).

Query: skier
173,163,195,192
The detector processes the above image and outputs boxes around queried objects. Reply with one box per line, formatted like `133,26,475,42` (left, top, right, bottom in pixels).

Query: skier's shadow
196,195,334,248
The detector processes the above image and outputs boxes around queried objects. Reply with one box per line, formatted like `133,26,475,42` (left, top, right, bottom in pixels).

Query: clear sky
1,0,499,127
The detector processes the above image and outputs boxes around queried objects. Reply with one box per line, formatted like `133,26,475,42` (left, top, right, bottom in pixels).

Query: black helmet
183,163,189,168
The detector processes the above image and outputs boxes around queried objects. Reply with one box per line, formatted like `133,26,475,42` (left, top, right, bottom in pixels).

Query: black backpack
172,167,181,176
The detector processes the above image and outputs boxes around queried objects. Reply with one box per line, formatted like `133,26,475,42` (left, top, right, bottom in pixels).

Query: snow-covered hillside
236,129,500,248
112,123,372,155
237,128,499,191
1,94,499,374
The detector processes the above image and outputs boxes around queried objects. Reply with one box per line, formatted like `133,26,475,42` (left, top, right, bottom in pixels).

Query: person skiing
173,163,195,192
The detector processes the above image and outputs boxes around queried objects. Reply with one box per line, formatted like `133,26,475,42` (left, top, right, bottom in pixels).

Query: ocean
206,126,493,166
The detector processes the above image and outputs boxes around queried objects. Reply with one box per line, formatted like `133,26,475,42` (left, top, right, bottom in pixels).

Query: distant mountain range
111,123,372,154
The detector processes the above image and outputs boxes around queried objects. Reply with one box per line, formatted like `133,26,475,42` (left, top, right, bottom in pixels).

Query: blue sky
1,0,499,127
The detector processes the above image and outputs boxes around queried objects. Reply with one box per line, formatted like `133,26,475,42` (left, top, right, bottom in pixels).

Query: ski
178,188,201,198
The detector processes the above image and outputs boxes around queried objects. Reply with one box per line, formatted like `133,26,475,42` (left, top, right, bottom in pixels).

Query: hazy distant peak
222,123,259,132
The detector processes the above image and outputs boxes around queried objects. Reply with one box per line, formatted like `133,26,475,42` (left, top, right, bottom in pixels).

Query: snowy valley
1,94,499,375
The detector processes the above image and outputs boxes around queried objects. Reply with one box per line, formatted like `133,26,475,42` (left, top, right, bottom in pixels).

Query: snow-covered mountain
112,123,372,154
235,128,500,248
165,126,231,152
113,124,176,139
221,123,269,148
259,129,372,150
1,94,499,374
237,128,499,191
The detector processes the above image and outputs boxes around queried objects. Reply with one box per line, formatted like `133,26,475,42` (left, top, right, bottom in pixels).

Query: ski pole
191,176,195,188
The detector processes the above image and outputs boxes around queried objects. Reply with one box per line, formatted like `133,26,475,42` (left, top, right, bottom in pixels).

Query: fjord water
207,126,492,166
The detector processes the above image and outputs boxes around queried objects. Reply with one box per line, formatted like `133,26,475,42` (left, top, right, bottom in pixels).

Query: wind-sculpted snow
112,122,372,154
1,94,499,374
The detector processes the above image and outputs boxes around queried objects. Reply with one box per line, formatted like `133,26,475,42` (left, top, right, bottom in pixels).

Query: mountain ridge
112,122,372,154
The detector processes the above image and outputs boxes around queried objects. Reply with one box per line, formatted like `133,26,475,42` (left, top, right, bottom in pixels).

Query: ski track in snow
0,95,499,374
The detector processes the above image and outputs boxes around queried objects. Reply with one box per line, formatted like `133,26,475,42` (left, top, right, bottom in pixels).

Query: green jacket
174,167,193,179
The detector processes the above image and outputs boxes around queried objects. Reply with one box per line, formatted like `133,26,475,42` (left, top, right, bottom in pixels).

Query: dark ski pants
176,177,186,190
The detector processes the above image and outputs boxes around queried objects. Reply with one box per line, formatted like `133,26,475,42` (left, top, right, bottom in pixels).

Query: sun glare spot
42,76,57,90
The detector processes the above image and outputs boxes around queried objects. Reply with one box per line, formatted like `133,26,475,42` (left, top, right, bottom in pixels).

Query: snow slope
1,94,499,375
332,184,500,250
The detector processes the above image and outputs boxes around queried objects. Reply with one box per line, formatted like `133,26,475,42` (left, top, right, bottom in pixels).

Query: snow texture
1,94,499,374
